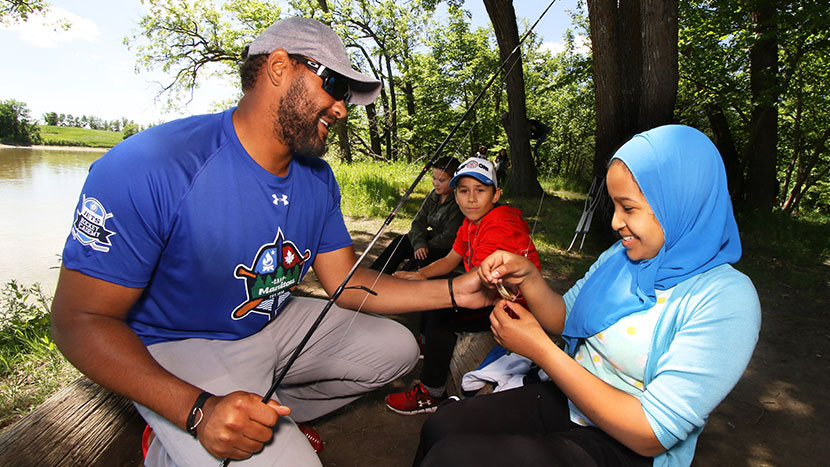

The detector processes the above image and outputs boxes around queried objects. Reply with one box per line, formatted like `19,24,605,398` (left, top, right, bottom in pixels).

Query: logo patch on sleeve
71,195,116,252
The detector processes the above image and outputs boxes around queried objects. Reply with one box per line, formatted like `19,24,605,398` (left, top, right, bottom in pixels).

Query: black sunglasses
294,56,352,103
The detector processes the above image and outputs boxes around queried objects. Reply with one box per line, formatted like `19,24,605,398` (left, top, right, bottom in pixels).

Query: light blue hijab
562,125,742,355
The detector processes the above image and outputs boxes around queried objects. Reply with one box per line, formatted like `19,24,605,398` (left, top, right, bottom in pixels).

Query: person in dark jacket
370,156,464,274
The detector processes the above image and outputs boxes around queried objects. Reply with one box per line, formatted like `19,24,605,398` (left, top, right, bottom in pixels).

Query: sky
1,0,581,126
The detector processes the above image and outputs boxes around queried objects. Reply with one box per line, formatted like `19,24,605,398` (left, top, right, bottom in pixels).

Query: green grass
0,281,78,431
38,125,122,148
327,158,429,219
735,210,830,290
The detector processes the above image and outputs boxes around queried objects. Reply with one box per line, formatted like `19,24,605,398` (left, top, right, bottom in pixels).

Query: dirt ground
296,218,830,467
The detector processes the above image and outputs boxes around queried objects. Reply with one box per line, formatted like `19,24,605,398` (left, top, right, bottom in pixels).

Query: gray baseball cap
248,17,381,105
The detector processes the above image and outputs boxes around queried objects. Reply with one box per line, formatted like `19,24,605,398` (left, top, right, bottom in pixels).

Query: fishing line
368,11,547,281
222,1,557,464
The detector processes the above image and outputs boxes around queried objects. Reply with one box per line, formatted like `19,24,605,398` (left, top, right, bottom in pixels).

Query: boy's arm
417,250,463,278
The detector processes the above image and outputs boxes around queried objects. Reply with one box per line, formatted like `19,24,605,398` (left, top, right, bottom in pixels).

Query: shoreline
0,144,110,152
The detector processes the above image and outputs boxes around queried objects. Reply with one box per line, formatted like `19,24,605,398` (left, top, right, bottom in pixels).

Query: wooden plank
0,376,144,467
447,332,497,397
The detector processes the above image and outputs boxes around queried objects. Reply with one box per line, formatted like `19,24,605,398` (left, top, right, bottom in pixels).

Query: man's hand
450,268,498,310
198,392,291,460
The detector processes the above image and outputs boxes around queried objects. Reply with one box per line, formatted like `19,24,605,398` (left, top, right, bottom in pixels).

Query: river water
0,146,106,295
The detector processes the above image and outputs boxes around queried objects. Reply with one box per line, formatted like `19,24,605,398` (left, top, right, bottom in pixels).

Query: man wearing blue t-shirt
51,17,488,466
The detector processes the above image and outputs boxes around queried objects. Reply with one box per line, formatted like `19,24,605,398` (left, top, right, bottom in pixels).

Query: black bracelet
186,391,213,439
448,276,459,312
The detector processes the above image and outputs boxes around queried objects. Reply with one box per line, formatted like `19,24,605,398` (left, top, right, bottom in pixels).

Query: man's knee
368,317,419,381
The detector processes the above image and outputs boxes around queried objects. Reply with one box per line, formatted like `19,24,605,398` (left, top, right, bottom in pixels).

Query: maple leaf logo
284,250,295,265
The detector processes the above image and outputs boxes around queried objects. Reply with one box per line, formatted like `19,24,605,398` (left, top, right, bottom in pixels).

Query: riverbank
0,143,109,152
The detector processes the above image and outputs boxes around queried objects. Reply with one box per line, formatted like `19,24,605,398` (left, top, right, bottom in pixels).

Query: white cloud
539,34,591,56
541,41,566,55
5,7,100,48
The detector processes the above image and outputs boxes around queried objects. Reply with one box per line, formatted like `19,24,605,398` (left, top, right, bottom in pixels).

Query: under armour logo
272,194,289,206
418,400,432,408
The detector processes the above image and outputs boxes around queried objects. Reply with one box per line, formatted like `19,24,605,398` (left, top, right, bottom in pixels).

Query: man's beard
273,76,328,158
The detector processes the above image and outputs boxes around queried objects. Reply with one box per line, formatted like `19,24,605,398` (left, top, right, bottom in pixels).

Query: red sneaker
298,424,323,453
385,383,447,415
141,424,154,458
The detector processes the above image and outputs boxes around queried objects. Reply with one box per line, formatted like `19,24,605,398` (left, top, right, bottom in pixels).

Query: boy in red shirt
386,157,542,414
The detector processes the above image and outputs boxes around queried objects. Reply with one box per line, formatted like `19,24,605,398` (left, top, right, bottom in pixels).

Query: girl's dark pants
413,382,653,467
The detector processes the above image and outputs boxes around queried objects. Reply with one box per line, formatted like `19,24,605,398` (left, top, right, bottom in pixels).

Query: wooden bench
0,376,144,466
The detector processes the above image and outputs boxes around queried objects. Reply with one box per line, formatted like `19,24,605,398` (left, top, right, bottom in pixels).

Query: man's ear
492,187,501,203
266,49,291,86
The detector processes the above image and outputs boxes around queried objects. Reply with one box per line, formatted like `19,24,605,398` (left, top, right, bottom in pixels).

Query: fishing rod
221,1,556,464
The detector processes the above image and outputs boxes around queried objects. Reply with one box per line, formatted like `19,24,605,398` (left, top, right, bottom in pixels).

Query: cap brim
332,66,381,105
450,173,497,189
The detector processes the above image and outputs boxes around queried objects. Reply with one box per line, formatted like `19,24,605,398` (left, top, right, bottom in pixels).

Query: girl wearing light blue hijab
414,125,761,467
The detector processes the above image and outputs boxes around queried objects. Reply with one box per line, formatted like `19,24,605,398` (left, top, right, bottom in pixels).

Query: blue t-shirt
62,109,352,345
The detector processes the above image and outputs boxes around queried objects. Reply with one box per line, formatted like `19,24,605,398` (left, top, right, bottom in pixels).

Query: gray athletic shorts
137,296,419,466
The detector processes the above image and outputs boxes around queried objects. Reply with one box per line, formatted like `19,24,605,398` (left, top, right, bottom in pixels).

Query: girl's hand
478,250,539,290
489,300,550,361
413,247,428,260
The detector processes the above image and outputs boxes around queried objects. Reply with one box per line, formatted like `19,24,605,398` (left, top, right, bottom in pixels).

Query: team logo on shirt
71,195,116,252
232,228,311,320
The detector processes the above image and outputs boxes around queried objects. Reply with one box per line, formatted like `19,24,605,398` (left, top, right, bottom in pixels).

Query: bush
122,123,139,140
0,99,41,145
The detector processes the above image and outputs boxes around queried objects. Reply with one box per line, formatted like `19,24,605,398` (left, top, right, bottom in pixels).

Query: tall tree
743,0,779,211
586,0,678,177
483,0,542,198
678,0,830,215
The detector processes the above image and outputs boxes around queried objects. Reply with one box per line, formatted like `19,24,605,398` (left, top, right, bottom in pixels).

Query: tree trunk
705,103,743,196
483,0,542,198
586,0,678,240
743,1,779,212
366,103,382,157
384,53,398,159
587,0,625,178
404,80,416,118
638,0,678,129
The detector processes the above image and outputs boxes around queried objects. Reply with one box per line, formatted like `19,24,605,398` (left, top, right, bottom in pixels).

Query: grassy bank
38,125,121,148
0,281,78,430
